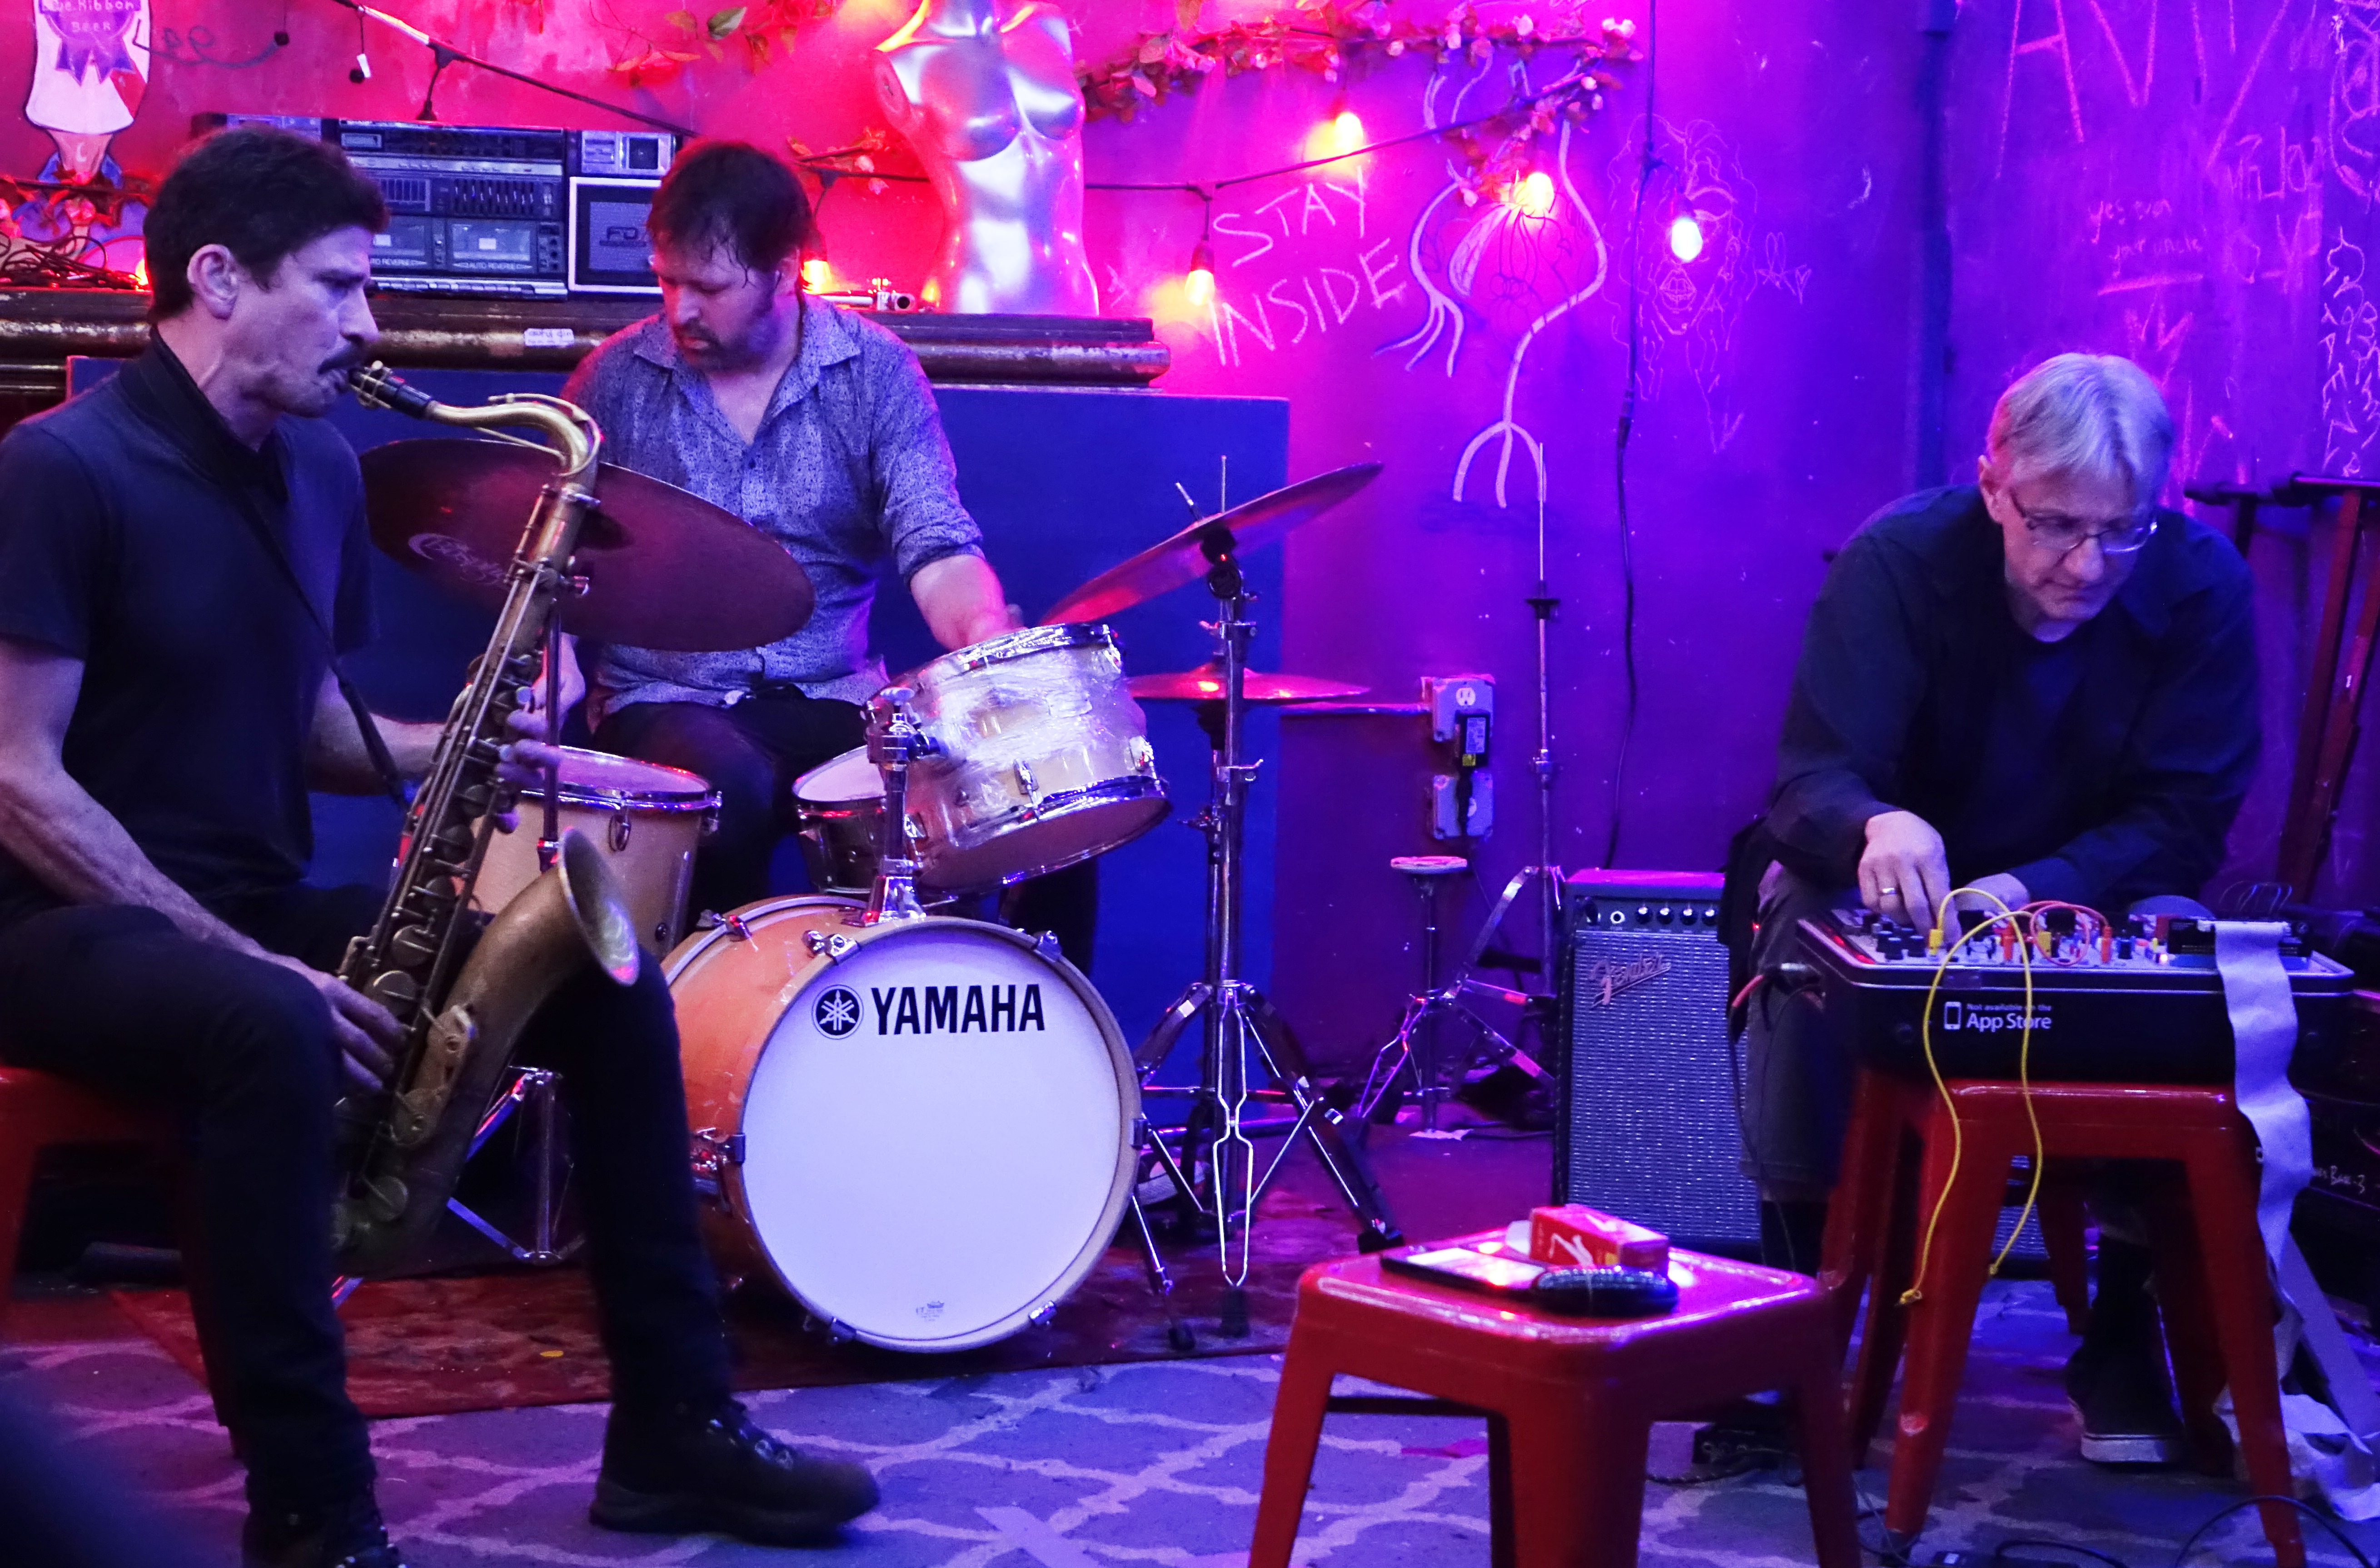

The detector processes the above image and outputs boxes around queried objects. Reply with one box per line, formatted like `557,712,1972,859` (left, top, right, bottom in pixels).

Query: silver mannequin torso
874,0,1099,316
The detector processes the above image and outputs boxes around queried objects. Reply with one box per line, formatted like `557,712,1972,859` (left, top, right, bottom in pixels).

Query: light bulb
1503,170,1557,219
1667,212,1705,262
800,256,834,291
1329,110,1365,155
1184,237,1216,308
131,254,148,290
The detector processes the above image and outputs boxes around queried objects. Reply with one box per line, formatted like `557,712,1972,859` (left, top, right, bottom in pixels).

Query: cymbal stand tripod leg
1131,527,1404,1335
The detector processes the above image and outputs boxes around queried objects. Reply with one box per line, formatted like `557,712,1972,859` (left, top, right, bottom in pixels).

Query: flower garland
602,1,844,85
1078,2,1638,201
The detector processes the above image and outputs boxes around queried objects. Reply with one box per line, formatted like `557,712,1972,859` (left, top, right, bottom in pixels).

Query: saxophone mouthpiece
349,361,439,419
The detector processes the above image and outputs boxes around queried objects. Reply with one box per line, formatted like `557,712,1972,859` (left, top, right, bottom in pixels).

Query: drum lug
708,910,754,942
609,808,632,853
1033,930,1063,964
1128,736,1157,775
824,1317,858,1344
691,1127,745,1181
1029,1301,1058,1329
1014,760,1039,803
804,928,859,962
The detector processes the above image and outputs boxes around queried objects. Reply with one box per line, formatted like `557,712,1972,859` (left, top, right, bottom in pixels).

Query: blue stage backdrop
65,357,1288,1053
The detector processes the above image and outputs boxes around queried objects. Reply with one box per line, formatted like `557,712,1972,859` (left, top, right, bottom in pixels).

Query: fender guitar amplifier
1554,871,1759,1250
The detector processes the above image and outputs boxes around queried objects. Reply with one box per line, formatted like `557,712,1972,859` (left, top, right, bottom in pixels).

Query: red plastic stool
1831,1077,2302,1565
0,1065,174,1333
1249,1235,1863,1568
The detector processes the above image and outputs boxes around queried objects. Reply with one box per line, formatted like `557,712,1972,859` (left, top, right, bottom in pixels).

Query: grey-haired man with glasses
1731,352,2258,1468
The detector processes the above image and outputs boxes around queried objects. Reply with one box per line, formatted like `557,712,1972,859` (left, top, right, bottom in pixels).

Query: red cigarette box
1528,1204,1670,1273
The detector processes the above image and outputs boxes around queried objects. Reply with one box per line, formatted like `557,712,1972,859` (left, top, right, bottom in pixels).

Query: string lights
1666,210,1704,261
1503,169,1557,219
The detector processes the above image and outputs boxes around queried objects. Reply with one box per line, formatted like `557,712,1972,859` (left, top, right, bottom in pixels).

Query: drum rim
679,910,1141,1353
924,777,1171,889
791,744,882,804
896,622,1118,685
522,747,722,812
660,893,862,985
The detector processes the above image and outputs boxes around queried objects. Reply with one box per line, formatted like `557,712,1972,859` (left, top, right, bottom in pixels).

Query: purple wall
1945,0,2334,906
1080,11,1933,1064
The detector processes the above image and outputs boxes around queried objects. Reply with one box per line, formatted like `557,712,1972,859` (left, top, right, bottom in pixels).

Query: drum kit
361,433,1401,1349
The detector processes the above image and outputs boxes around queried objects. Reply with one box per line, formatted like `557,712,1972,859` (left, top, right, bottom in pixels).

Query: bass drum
667,898,1138,1352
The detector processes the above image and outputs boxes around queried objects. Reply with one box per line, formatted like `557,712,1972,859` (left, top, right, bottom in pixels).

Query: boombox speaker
1554,871,1760,1251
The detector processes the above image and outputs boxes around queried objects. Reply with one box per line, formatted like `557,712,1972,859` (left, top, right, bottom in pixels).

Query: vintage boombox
195,116,677,298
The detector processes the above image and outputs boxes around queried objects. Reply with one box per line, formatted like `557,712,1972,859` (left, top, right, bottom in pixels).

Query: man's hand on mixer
1952,872,2029,920
262,955,400,1091
1860,809,1952,932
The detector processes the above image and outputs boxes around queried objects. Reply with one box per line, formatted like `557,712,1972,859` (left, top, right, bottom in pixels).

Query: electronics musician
543,139,1097,956
1738,352,2259,1467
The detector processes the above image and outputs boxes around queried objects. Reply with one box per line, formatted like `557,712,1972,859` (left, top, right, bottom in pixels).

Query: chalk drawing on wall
1447,119,1610,513
2336,1,2380,204
1195,170,1409,369
1603,116,1801,456
1379,53,1519,378
2321,234,2380,474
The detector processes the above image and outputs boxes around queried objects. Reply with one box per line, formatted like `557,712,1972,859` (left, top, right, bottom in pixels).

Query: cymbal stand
1134,524,1404,1335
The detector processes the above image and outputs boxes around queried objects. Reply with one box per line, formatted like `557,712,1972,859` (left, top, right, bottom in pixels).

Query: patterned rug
108,1193,1351,1418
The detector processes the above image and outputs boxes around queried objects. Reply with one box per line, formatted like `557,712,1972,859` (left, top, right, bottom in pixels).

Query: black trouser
596,693,1101,971
0,883,731,1511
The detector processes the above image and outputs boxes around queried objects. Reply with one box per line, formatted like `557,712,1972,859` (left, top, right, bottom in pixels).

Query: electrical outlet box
1431,771,1492,839
1423,674,1494,742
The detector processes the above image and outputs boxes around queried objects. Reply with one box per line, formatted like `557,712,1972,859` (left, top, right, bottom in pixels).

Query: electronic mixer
1791,908,2354,1083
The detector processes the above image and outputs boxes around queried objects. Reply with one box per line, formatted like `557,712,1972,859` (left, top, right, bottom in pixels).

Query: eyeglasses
2006,492,2157,556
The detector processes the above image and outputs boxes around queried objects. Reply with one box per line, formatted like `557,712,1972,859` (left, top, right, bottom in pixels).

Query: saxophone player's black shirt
0,339,373,928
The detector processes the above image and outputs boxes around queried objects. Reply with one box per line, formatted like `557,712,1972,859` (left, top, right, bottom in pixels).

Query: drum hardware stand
1131,523,1404,1338
331,1065,577,1304
537,621,567,871
860,686,931,924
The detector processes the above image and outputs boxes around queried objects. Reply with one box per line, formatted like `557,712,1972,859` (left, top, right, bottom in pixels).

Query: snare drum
896,624,1169,890
667,899,1138,1351
474,747,719,953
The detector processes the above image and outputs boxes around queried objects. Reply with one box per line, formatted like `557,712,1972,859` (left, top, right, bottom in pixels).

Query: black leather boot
240,1493,408,1568
592,1396,879,1545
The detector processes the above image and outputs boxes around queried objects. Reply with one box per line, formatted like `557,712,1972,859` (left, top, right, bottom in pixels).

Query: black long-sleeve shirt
1765,484,2258,911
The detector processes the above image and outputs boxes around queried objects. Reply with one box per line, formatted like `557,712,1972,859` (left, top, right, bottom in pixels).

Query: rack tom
474,747,719,952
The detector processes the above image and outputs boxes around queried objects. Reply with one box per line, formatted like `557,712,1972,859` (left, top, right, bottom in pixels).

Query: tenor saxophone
330,364,642,1277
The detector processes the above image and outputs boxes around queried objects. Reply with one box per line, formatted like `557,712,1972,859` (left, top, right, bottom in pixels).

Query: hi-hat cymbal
1128,662,1369,704
1040,461,1383,626
361,438,814,652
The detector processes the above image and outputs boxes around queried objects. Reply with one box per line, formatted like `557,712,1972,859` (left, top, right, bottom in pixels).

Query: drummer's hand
509,659,584,742
490,735,564,834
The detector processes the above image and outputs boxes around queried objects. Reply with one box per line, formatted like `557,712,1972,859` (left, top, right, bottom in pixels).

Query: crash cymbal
1128,662,1369,704
1040,461,1383,625
362,438,814,652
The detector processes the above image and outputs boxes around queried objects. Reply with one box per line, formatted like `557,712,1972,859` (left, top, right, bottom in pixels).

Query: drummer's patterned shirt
563,299,984,722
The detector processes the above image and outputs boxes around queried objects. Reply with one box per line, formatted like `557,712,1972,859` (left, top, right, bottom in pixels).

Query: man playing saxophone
0,127,875,1568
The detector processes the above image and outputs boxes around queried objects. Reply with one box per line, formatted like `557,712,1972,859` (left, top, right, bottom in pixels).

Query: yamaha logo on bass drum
814,982,1049,1037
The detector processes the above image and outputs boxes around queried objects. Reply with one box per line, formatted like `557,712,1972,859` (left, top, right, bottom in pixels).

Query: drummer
549,139,1095,961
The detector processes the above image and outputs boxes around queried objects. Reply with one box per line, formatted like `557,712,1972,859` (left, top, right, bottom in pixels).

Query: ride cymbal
362,438,814,652
1040,461,1382,625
